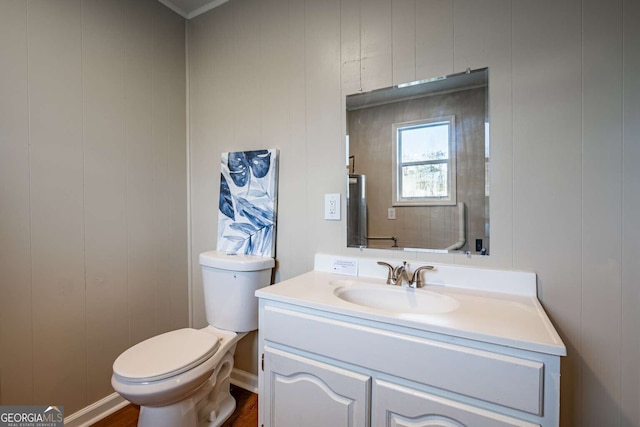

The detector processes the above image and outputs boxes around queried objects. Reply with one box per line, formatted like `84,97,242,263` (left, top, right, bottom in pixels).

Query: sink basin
333,284,459,314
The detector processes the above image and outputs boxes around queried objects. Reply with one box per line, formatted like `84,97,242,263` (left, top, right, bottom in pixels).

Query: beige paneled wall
0,0,187,414
189,0,639,425
188,0,345,371
622,1,640,425
511,1,584,423
0,0,33,406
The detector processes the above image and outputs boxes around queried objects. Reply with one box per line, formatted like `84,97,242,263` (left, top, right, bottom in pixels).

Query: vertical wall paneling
453,0,510,73
1,0,187,413
231,0,261,148
259,0,292,283
0,0,33,404
125,0,156,346
259,0,288,221
341,0,361,95
415,0,454,81
452,0,512,268
166,10,188,332
582,0,623,424
82,0,129,402
152,5,173,335
622,0,640,425
360,0,392,92
188,9,219,328
285,0,311,275
28,0,87,412
305,0,343,253
169,26,190,329
511,1,583,425
391,0,415,85
211,3,234,172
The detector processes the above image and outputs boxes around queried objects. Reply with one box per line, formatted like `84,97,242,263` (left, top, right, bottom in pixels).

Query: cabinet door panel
374,380,539,427
264,346,370,427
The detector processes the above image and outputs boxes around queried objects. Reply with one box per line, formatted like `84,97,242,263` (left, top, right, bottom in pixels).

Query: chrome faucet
377,261,434,288
392,261,410,286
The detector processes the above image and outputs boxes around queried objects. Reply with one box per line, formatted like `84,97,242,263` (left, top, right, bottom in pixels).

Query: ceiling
158,0,228,19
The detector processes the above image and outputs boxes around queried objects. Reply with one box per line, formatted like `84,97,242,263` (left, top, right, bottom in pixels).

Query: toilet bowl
111,251,274,427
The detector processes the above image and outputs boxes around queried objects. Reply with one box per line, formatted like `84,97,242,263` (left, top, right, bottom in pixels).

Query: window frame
391,116,457,206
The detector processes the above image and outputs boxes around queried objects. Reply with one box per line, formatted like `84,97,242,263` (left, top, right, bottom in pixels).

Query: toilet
111,250,274,427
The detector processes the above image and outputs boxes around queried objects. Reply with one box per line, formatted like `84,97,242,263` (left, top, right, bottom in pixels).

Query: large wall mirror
346,68,489,255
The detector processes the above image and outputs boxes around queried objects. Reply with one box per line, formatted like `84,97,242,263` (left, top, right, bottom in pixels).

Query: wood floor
91,385,258,427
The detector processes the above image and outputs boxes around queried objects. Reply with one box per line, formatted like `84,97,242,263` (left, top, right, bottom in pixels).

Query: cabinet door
263,346,370,427
374,380,539,427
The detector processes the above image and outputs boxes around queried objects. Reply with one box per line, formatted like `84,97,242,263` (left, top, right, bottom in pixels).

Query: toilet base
199,393,235,427
136,351,236,427
137,396,235,427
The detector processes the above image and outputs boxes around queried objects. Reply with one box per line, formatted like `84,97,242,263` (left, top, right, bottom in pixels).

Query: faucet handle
377,261,394,284
411,265,434,288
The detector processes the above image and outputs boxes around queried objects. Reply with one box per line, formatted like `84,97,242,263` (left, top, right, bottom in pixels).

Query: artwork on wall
217,149,279,257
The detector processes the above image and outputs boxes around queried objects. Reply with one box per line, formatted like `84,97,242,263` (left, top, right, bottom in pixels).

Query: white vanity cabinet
258,300,561,427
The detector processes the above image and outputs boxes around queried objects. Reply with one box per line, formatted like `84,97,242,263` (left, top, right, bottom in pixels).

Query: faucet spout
393,261,410,286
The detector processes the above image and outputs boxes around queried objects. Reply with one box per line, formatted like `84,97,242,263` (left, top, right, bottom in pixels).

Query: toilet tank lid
199,250,275,271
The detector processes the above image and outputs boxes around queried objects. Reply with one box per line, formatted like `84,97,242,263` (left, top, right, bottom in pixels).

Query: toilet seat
113,328,220,383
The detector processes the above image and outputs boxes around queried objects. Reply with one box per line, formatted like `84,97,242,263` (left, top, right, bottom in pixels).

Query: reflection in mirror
346,68,489,254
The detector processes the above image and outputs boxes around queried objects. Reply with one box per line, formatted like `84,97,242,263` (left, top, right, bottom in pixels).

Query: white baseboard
230,368,258,394
64,392,128,427
63,369,258,426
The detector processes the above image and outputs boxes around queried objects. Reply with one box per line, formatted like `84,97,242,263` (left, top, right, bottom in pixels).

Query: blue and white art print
217,149,279,257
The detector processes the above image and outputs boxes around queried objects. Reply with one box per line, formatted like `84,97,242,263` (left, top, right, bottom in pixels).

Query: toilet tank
199,250,275,332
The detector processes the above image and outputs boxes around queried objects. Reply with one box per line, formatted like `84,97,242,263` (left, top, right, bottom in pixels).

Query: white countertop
256,266,566,356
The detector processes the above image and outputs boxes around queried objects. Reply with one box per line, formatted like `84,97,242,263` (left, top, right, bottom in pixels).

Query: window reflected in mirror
393,116,456,206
